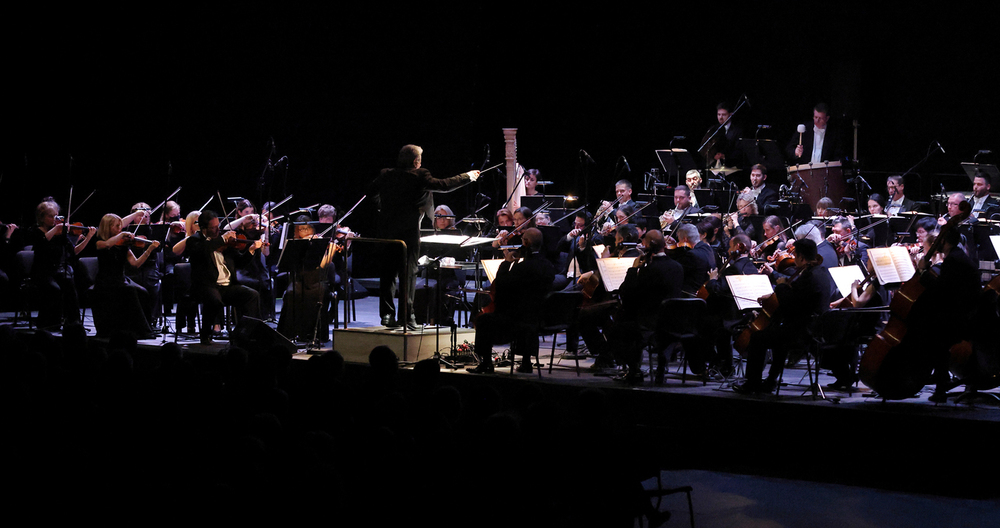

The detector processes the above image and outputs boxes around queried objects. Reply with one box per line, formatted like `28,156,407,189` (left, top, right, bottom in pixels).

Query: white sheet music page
595,257,635,292
725,274,774,311
828,265,867,298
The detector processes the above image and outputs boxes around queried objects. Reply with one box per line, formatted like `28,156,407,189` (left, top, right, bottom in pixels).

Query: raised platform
331,324,476,363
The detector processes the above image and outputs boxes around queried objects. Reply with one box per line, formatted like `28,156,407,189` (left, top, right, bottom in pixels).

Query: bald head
643,229,666,254
521,227,543,251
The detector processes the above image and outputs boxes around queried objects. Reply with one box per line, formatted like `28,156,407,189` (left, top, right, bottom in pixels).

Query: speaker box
231,316,298,357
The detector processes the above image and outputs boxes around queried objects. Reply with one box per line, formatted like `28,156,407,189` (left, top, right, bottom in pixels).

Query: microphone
757,124,771,129
580,149,596,164
227,196,245,201
935,141,946,154
622,156,631,172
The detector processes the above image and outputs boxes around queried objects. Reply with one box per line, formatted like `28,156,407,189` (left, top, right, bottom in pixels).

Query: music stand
275,236,330,352
655,149,698,187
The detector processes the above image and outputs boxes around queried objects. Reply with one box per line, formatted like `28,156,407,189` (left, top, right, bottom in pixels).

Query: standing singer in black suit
368,144,480,330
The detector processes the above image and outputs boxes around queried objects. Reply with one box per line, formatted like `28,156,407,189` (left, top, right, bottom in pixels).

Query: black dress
94,244,153,337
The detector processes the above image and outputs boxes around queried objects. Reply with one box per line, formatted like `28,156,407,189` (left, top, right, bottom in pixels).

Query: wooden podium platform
331,325,477,364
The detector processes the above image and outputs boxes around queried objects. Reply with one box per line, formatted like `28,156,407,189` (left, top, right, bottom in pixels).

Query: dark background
4,3,998,232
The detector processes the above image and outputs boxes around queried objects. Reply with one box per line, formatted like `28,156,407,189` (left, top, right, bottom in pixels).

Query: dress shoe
928,390,950,404
381,315,399,328
733,380,766,395
516,361,533,374
467,362,494,374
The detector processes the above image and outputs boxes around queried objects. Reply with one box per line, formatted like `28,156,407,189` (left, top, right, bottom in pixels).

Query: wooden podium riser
331,326,477,364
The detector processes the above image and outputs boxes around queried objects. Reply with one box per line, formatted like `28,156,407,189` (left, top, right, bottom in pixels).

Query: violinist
733,238,833,394
0,219,19,297
750,215,787,261
28,200,96,330
615,229,684,384
186,210,260,345
467,227,555,374
234,212,274,321
276,216,338,343
829,216,867,267
828,258,889,390
318,203,349,295
723,192,758,242
601,203,634,239
93,213,160,338
702,234,760,377
674,223,714,294
160,200,185,321
171,210,201,334
125,202,163,325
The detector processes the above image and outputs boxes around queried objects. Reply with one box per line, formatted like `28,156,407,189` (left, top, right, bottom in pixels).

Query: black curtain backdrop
4,4,998,236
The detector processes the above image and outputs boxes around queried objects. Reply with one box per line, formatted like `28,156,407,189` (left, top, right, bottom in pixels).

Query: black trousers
197,283,260,341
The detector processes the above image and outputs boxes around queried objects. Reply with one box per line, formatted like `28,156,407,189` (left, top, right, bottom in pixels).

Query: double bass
858,202,971,399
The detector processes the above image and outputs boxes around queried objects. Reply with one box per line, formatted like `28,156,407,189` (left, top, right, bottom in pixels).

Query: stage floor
4,295,1000,418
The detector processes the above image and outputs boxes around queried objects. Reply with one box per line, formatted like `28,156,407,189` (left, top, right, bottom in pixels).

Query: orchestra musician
185,210,260,345
368,144,479,330
674,223,714,295
751,215,787,260
595,179,635,223
234,211,274,321
616,229,684,384
743,164,778,213
829,216,868,267
969,172,999,217
814,197,834,218
125,202,163,326
686,170,702,208
702,234,760,377
723,191,758,242
904,221,981,402
884,175,918,215
28,199,96,330
785,102,845,164
734,238,834,394
701,102,744,168
467,227,554,374
867,193,886,215
659,185,700,229
277,215,338,343
524,169,541,197
93,212,161,338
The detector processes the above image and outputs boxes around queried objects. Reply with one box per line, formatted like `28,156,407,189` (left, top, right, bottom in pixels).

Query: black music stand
655,149,698,187
276,236,331,352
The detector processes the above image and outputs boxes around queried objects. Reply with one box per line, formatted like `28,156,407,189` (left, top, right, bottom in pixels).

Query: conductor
369,144,480,330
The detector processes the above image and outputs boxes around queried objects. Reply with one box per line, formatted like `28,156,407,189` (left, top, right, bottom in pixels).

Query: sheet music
594,257,634,292
592,244,606,258
991,236,1000,259
725,274,774,311
420,234,471,245
828,265,867,298
480,258,522,282
459,236,499,248
867,246,915,284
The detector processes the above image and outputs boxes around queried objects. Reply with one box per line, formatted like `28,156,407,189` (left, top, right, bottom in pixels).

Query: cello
857,201,971,399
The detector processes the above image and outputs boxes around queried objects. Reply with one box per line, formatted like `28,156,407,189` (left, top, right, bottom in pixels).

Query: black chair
776,309,856,400
12,251,37,328
76,256,99,324
651,297,709,385
541,290,584,375
172,263,199,335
